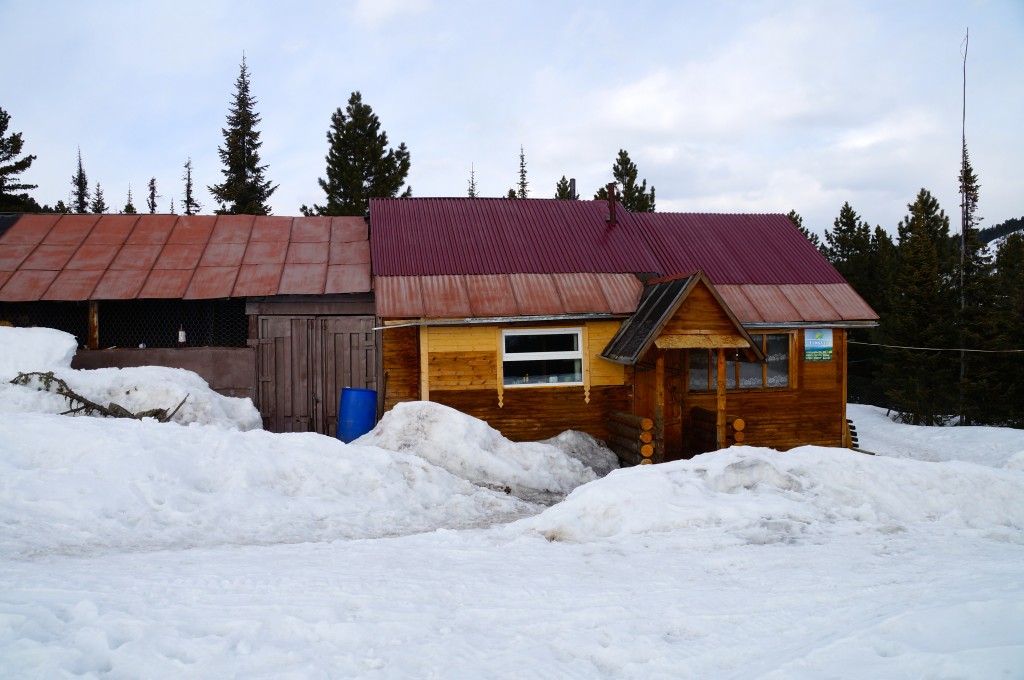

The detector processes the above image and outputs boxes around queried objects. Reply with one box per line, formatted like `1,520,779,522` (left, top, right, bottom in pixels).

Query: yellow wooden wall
381,319,630,442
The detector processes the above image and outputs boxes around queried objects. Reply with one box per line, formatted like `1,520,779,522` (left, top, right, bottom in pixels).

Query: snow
2,328,1023,678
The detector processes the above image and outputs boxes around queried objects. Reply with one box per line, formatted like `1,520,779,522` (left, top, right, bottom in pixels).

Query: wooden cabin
370,194,878,463
0,213,376,436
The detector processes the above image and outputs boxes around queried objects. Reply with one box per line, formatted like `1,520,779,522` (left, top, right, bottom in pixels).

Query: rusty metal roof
375,273,644,318
0,214,371,301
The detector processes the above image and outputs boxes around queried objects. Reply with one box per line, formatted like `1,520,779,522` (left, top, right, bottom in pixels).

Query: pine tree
786,210,821,250
956,143,997,424
594,149,655,212
516,145,529,199
555,175,575,199
122,186,137,214
71,148,89,214
302,91,410,217
467,164,478,198
147,177,159,214
0,107,40,212
182,158,202,215
209,56,277,215
89,182,107,213
881,189,958,424
506,188,516,199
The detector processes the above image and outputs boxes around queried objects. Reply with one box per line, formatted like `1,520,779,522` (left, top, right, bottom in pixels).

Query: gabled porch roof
601,272,764,365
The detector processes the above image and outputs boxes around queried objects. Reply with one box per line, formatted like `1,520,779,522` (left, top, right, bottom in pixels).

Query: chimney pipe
606,182,617,228
569,178,576,200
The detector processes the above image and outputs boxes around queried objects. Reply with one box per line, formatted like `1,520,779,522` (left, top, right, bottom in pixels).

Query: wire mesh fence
0,298,249,349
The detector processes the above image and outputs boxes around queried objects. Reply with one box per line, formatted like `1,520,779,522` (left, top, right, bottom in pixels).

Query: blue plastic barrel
337,387,377,443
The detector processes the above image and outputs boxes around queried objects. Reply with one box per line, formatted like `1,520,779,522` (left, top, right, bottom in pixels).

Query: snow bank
355,401,600,498
516,446,1024,544
541,430,620,477
0,326,78,378
850,403,1024,469
0,412,534,558
0,327,261,430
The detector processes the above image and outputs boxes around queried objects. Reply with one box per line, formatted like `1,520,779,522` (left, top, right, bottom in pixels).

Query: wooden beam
419,326,429,401
87,301,99,350
655,334,750,349
609,410,654,431
655,349,665,463
716,347,726,449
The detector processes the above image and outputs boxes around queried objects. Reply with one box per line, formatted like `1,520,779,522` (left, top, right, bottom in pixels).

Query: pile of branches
10,371,188,422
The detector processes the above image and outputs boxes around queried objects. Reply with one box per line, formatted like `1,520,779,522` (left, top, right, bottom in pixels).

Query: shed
0,213,375,435
370,195,878,463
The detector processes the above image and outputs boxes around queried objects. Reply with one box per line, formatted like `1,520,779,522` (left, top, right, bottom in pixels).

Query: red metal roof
630,212,846,285
369,198,874,323
0,214,371,301
371,198,662,276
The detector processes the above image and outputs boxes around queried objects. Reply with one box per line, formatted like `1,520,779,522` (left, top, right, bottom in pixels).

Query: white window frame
501,328,584,387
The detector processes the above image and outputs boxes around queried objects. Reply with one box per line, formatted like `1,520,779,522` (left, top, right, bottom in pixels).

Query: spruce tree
516,145,528,199
88,183,107,213
467,164,478,198
0,107,40,212
881,189,958,424
555,175,575,199
71,148,89,214
182,158,202,215
956,143,997,424
302,91,410,217
209,56,277,215
147,177,159,214
594,149,655,212
122,186,137,214
786,210,821,250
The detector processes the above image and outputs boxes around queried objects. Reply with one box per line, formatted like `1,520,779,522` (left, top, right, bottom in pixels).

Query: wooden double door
256,315,377,436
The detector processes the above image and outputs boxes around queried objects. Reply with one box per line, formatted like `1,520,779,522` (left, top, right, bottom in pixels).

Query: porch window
502,328,583,386
688,333,791,391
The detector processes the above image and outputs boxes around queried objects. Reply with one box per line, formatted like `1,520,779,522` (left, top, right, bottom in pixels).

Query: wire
849,340,1024,354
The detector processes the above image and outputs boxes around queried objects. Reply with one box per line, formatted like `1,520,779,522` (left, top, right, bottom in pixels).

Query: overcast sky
3,0,1022,238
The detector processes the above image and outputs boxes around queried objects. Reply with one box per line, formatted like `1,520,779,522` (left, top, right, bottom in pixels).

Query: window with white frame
688,333,792,391
502,328,583,386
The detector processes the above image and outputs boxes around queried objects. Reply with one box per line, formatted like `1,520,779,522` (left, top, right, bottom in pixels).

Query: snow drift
355,401,606,498
517,445,1024,545
0,326,262,430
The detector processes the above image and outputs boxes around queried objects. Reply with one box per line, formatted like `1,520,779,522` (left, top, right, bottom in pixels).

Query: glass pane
503,358,582,385
689,350,709,390
766,334,790,387
711,353,737,389
739,360,763,388
505,332,579,355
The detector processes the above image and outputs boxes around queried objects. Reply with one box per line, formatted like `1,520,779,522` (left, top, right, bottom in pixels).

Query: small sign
804,329,833,361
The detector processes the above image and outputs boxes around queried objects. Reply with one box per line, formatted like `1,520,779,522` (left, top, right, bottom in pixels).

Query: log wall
432,385,632,442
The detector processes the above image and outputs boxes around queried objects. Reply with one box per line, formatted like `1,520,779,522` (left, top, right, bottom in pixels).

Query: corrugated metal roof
629,212,846,285
371,198,662,276
369,198,873,323
0,214,371,302
375,273,643,319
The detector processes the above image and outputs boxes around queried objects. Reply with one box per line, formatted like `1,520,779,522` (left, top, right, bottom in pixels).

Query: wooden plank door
318,316,377,438
257,315,316,433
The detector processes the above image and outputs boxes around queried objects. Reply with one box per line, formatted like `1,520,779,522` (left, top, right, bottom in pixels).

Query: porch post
655,349,665,462
716,347,726,449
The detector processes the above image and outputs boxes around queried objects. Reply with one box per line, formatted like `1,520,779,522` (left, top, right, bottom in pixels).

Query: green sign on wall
804,329,833,361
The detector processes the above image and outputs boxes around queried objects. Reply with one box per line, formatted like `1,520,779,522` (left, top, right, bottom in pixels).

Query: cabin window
502,328,583,386
688,333,792,391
